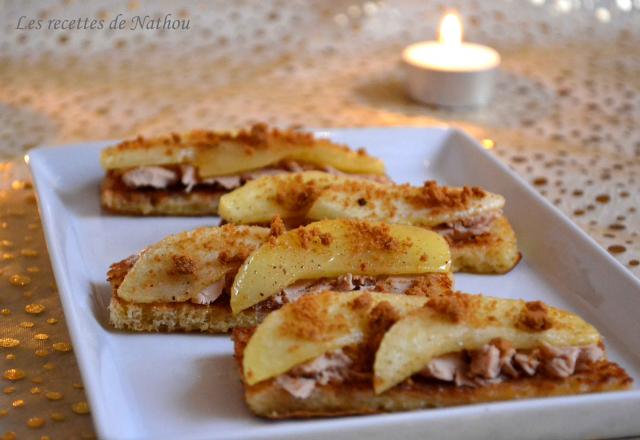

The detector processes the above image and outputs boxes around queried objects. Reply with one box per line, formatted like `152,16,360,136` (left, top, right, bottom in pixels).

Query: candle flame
438,13,462,46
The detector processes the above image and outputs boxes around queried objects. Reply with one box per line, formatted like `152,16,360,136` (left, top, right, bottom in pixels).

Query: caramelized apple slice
100,127,385,177
373,293,601,393
307,180,504,227
230,219,451,314
116,225,269,303
195,139,385,178
219,171,358,225
243,291,428,385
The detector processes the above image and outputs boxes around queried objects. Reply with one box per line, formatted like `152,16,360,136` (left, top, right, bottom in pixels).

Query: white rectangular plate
29,128,640,440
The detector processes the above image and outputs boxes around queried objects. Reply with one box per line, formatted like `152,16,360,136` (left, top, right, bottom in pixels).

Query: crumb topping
518,301,553,332
273,175,322,212
346,220,410,253
296,227,333,249
279,294,349,342
425,291,470,323
170,255,196,275
269,215,286,240
350,292,374,312
407,181,486,210
217,248,253,265
405,275,453,297
316,179,492,227
363,301,401,363
106,123,373,158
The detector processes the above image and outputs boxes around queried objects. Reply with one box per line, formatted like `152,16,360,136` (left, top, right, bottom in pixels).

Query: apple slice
100,127,385,176
230,219,451,314
373,293,601,393
195,138,385,178
117,225,269,303
219,171,359,225
242,291,429,385
307,180,504,227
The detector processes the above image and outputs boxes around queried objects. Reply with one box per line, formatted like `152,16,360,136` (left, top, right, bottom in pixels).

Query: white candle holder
401,14,501,108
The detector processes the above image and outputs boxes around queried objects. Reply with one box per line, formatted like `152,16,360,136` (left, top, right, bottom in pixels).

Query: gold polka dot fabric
1,0,639,436
0,172,94,438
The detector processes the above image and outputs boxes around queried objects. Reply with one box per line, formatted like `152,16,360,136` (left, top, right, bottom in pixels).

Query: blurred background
0,0,638,437
0,1,638,263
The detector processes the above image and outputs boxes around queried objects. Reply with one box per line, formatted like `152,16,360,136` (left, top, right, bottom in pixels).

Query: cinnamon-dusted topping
405,275,453,297
407,181,486,210
346,220,410,253
216,224,268,247
518,301,553,332
110,123,321,152
296,227,333,250
321,179,393,212
107,254,138,290
171,255,196,275
279,294,349,342
269,215,286,240
234,123,315,149
425,291,470,323
350,292,374,312
363,301,401,361
217,249,252,265
320,233,333,245
273,176,321,212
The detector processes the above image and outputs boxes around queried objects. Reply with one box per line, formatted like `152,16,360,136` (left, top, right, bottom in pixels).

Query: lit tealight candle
402,13,500,107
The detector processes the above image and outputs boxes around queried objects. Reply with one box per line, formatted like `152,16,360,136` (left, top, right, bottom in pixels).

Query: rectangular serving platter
28,127,640,439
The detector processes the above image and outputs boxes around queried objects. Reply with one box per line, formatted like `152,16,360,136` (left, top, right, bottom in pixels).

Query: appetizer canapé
219,171,520,273
233,291,632,418
108,219,452,333
100,124,386,215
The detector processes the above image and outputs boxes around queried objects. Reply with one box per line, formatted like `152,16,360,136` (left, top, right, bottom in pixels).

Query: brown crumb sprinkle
518,301,553,331
425,291,470,323
363,301,401,362
269,215,286,239
347,220,408,253
296,227,333,249
405,274,453,297
110,123,320,152
281,294,349,342
170,255,196,275
273,177,321,212
408,181,486,210
350,292,374,312
217,246,254,265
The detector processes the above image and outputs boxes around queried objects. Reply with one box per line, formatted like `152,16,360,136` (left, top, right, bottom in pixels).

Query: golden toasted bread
448,214,520,273
233,292,632,418
101,172,223,216
241,359,631,418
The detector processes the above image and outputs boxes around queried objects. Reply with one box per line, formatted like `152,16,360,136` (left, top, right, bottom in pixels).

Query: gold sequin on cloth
0,0,639,437
0,166,93,437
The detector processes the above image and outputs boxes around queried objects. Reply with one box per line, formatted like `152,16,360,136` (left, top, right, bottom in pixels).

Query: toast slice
233,292,632,418
101,171,223,216
100,124,386,216
108,220,454,333
219,172,520,273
